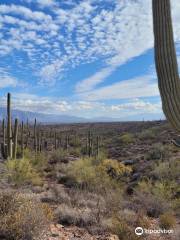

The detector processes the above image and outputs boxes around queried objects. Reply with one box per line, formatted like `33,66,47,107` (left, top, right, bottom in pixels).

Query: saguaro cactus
96,136,100,157
153,0,180,131
13,118,18,159
21,121,24,158
7,93,12,159
2,119,5,149
34,118,37,152
1,119,7,159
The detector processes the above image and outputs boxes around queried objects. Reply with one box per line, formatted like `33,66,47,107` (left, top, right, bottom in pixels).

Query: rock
107,235,119,240
130,173,141,182
122,160,135,165
50,224,59,237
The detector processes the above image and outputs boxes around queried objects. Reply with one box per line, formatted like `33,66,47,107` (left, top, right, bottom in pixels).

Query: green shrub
67,157,130,193
0,191,53,240
5,158,42,186
146,144,170,161
119,133,134,144
159,212,176,229
134,180,173,217
110,217,139,240
152,159,180,181
139,129,156,140
68,147,81,157
49,149,68,164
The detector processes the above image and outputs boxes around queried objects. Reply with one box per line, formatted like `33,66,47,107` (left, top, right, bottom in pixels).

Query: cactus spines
153,0,180,131
13,118,18,159
7,93,12,159
21,121,24,158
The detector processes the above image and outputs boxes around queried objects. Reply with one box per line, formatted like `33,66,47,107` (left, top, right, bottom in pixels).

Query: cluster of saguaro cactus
86,131,100,157
0,93,101,159
153,0,180,133
1,93,20,159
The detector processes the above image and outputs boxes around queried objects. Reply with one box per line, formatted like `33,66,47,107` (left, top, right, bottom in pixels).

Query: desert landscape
0,0,180,239
0,93,179,240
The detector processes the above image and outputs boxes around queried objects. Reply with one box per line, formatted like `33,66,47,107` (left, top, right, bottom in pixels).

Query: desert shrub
49,149,68,164
67,157,97,189
54,203,96,227
110,217,139,240
146,144,170,161
138,129,156,140
68,147,81,157
133,180,173,217
159,212,176,229
119,133,134,144
32,153,49,174
172,198,180,216
67,157,131,192
152,159,180,181
0,191,53,240
100,159,132,179
5,158,42,186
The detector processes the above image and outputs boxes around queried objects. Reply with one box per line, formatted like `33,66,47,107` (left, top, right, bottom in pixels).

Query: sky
0,0,180,120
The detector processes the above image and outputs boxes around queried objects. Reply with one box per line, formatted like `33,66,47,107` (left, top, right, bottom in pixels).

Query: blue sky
0,0,180,120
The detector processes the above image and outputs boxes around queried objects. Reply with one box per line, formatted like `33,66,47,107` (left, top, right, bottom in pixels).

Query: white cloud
0,68,18,88
77,74,159,101
38,60,64,86
75,66,115,93
36,0,57,8
0,0,180,94
110,98,161,114
0,93,163,120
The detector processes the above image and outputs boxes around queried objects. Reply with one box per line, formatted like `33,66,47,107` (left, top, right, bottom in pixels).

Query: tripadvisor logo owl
135,227,174,236
135,227,143,236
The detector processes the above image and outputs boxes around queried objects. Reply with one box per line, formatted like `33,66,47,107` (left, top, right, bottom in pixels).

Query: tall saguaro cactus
34,118,37,152
153,0,180,131
13,118,18,159
7,93,12,159
21,121,24,158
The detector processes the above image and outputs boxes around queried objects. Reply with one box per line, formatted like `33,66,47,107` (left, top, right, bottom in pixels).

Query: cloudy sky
0,0,180,120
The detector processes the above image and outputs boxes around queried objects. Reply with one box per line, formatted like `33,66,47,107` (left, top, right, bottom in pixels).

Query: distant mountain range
0,107,165,123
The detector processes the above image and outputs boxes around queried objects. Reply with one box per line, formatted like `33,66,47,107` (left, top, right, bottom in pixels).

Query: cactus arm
153,0,180,131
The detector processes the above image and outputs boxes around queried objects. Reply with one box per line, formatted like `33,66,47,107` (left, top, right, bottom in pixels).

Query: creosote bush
0,191,53,240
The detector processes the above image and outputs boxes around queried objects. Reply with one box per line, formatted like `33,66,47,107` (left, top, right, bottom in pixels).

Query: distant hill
0,107,165,123
0,107,86,124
